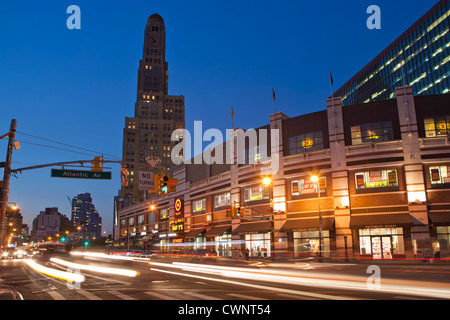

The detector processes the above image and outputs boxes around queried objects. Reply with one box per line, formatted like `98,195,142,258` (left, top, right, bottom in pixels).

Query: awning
280,216,334,232
233,221,272,235
429,212,450,226
184,228,206,239
141,233,157,241
205,225,231,237
350,213,415,229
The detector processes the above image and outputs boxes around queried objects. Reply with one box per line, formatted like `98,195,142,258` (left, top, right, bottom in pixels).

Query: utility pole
0,119,17,250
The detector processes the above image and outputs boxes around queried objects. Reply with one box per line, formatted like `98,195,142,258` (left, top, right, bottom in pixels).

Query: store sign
174,198,183,215
356,174,365,187
431,168,440,182
302,138,313,149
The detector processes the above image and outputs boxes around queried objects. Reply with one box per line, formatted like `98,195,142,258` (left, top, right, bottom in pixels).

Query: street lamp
262,176,275,261
311,174,323,262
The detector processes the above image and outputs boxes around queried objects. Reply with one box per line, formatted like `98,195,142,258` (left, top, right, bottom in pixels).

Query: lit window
291,177,326,196
243,186,270,203
214,192,231,209
424,116,450,137
288,132,323,155
355,169,398,189
192,199,206,215
430,166,450,184
351,121,393,145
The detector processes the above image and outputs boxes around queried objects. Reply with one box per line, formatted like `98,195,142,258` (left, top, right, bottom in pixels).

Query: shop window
243,185,270,203
430,166,450,184
291,177,326,196
351,121,394,145
355,169,398,189
192,198,207,215
288,131,323,155
424,116,450,137
293,230,330,257
245,233,271,257
214,192,231,209
358,228,405,259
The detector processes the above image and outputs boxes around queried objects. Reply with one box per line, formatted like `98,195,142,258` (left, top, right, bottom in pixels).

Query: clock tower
121,13,185,204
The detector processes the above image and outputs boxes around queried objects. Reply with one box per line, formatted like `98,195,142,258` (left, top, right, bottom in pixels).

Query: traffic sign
252,216,269,221
51,168,111,180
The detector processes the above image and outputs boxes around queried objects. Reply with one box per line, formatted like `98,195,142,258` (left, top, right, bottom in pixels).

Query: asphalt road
2,251,450,304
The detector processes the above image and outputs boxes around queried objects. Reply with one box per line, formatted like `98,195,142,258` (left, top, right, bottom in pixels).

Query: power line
16,131,122,160
19,140,102,158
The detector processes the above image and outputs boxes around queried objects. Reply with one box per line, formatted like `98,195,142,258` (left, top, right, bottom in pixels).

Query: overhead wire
16,131,122,160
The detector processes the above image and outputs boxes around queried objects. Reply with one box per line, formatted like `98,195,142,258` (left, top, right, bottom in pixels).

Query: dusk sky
0,0,435,234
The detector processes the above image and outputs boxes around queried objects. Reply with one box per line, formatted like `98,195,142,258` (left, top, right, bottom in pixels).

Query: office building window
430,165,450,184
288,132,323,155
192,198,207,215
138,215,145,226
355,169,398,189
243,185,270,203
424,116,450,137
351,121,394,145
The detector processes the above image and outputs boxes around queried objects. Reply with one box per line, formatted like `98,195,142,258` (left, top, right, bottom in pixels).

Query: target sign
174,198,183,215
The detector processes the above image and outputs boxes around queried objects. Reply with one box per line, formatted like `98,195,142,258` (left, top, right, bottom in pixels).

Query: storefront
280,216,334,258
429,212,450,258
205,225,232,256
184,228,206,252
350,213,414,259
233,221,273,258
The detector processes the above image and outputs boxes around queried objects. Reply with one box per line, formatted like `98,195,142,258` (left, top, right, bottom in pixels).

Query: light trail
24,259,85,283
50,258,139,277
149,261,450,299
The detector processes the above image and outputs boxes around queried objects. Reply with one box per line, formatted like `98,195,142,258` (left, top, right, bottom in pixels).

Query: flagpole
330,71,338,143
272,87,275,115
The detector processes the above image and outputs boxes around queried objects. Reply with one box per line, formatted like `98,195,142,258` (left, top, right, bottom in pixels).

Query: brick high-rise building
121,13,185,204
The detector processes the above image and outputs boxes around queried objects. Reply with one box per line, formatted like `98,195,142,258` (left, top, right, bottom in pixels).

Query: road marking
76,289,102,300
108,290,137,300
47,290,66,300
185,291,222,300
144,291,176,300
228,293,268,300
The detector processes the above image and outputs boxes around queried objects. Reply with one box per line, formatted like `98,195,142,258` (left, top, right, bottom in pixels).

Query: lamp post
262,177,275,261
311,175,323,262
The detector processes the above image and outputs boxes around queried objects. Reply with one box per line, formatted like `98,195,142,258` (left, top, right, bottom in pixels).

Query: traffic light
151,173,163,194
91,156,102,172
226,204,243,218
160,174,169,194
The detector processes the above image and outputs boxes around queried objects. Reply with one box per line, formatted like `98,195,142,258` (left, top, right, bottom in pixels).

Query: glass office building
335,0,450,105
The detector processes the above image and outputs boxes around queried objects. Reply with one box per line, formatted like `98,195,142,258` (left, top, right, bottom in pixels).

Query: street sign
51,168,111,180
252,216,269,221
138,171,154,191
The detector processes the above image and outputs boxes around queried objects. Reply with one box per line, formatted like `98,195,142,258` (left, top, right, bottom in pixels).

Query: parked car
194,249,218,257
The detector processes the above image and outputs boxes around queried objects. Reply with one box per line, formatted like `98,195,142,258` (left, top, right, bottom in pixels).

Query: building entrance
371,236,392,259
